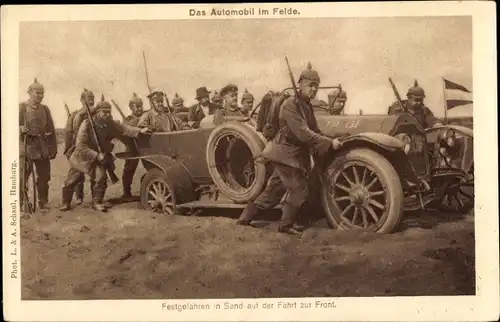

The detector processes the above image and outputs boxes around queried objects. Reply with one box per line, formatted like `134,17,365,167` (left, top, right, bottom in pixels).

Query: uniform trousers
62,165,107,203
122,159,139,195
20,157,51,206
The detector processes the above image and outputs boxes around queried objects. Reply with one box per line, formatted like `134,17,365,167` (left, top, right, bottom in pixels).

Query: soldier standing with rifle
237,61,343,235
111,93,144,201
19,78,58,212
63,89,96,205
59,95,151,212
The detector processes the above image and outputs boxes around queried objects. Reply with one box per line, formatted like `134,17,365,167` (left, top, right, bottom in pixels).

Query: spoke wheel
140,168,176,215
321,148,404,233
438,163,474,214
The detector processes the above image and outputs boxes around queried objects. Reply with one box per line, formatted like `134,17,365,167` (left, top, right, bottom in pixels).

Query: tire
206,122,268,204
320,148,404,233
140,168,177,215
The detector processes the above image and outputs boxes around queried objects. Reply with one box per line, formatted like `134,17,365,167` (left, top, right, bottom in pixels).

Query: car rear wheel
140,168,177,215
320,148,404,233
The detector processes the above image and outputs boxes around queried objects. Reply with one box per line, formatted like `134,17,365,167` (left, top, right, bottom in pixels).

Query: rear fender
139,155,197,204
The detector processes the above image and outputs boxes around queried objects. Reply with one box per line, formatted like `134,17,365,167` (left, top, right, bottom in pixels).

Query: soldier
19,78,57,211
328,87,347,115
63,89,96,205
240,88,255,116
211,90,223,105
188,86,221,128
214,84,247,125
388,80,443,129
60,96,151,212
137,89,187,132
171,93,190,122
121,92,144,201
236,62,343,235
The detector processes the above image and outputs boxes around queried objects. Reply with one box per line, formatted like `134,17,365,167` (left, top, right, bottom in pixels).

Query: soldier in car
120,92,144,201
388,80,443,129
171,93,190,122
188,86,221,128
328,87,348,115
236,62,343,235
60,96,151,212
240,88,255,116
19,78,58,211
137,89,187,132
214,84,247,125
63,89,96,205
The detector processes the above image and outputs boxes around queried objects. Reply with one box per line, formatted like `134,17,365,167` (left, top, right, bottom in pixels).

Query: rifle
388,78,408,113
64,102,71,119
284,56,306,119
82,100,119,184
111,99,127,121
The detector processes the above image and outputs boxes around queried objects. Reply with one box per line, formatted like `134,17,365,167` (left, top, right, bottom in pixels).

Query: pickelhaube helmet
28,78,44,92
298,62,320,83
171,93,184,105
80,88,95,101
241,88,254,102
211,90,222,103
95,94,112,111
406,80,425,98
328,87,347,99
129,92,143,107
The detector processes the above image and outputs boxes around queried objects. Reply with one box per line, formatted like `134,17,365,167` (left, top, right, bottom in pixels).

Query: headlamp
395,133,412,154
440,128,456,147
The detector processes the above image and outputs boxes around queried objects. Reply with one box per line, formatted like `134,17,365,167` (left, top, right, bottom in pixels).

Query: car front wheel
140,168,177,215
320,148,404,233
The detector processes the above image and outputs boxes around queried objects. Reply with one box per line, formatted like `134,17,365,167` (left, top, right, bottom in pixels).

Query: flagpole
442,77,448,125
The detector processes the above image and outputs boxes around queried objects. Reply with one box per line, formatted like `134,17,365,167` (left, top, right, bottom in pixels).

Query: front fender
341,132,404,152
425,124,473,138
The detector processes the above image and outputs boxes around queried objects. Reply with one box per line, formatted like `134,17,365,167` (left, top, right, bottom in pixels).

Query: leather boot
278,204,303,235
92,203,108,212
59,186,73,212
237,201,260,226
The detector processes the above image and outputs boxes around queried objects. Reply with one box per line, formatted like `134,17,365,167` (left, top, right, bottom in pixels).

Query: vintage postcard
2,2,499,321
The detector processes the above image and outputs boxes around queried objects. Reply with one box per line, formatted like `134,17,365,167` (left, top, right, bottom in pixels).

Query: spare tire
206,121,268,204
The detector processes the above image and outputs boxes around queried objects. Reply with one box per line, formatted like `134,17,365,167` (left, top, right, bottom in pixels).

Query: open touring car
116,86,474,234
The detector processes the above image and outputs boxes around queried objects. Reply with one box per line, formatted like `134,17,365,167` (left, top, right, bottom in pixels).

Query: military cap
196,87,211,99
406,80,425,98
172,93,184,105
241,88,254,102
28,78,44,92
298,62,320,83
220,84,238,97
147,88,164,99
80,88,95,101
95,94,112,111
129,92,143,106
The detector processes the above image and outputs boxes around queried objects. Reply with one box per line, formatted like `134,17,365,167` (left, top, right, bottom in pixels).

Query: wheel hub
350,185,369,206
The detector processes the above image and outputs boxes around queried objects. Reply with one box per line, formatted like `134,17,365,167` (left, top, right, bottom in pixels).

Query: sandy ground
21,144,475,300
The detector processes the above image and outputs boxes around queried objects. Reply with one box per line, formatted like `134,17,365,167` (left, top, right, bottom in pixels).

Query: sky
19,16,473,128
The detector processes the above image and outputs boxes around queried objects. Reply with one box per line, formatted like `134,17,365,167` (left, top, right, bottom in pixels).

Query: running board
177,200,282,209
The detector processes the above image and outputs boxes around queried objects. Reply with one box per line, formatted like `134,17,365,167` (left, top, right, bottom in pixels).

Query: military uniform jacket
137,109,185,132
122,114,142,152
63,108,86,158
19,101,57,160
388,100,440,129
69,118,141,174
188,102,221,122
213,107,247,126
260,97,332,173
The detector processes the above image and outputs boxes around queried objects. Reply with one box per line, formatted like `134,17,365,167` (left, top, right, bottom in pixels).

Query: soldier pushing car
120,92,145,201
19,78,58,212
63,89,96,205
237,62,343,235
60,96,151,212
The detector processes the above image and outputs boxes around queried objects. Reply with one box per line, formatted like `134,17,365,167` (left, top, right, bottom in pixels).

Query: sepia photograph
2,2,498,322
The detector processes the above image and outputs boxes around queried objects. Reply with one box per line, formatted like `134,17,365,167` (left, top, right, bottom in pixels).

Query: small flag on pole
443,78,473,110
